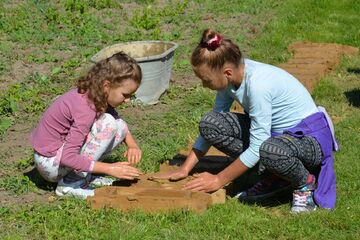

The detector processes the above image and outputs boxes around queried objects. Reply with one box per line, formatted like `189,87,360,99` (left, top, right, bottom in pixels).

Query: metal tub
91,41,178,105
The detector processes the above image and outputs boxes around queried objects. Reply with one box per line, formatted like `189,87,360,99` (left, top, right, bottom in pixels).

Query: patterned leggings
199,111,323,187
34,113,128,182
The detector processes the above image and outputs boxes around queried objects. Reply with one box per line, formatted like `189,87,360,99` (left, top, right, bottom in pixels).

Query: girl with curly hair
31,52,142,199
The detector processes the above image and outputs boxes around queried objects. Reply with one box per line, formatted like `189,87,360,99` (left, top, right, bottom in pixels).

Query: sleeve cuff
240,149,259,168
193,135,211,153
88,160,95,172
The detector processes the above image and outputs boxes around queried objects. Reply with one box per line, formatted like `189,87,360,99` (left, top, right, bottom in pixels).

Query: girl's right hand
123,147,142,165
152,167,189,181
107,162,141,180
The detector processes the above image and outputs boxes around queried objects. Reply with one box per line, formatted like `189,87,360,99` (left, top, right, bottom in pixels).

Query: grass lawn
0,0,359,239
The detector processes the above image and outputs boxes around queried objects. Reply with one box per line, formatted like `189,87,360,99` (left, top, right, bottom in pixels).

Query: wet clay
87,164,226,213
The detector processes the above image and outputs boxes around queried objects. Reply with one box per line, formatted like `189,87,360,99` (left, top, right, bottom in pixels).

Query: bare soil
279,41,359,92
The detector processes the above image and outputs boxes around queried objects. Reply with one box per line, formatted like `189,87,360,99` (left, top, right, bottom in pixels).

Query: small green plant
131,1,188,31
87,0,122,10
160,0,188,18
0,85,21,135
0,62,9,75
0,94,18,116
131,5,160,30
44,6,60,24
63,0,86,14
27,51,61,64
0,206,11,216
0,175,37,195
0,117,13,136
62,0,121,13
16,155,34,171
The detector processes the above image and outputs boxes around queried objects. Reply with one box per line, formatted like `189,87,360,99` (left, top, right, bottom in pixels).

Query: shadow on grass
344,88,360,108
168,154,292,207
347,68,360,74
238,190,292,208
24,167,57,191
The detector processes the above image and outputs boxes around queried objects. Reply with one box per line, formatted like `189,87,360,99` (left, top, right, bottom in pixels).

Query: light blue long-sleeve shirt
193,59,318,168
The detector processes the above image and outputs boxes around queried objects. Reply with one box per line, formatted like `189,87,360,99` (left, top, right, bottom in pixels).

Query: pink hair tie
206,34,223,51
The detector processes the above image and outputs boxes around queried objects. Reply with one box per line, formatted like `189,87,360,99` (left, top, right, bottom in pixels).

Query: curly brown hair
77,52,142,113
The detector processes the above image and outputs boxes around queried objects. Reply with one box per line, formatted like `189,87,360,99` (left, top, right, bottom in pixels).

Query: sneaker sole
55,188,94,199
291,205,317,214
55,188,67,197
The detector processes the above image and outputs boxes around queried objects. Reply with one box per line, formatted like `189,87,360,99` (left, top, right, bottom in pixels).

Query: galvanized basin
91,41,178,105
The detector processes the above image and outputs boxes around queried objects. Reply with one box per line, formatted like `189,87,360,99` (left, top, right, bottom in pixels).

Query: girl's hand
107,162,141,180
184,172,223,192
124,147,142,165
152,167,189,181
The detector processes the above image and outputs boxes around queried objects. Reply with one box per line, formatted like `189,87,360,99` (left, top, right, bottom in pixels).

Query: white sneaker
88,174,115,188
55,178,95,199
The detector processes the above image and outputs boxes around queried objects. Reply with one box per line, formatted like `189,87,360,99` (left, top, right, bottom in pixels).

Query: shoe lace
293,191,308,207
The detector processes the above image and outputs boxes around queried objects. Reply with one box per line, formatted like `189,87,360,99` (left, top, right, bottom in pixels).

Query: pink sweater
31,89,97,172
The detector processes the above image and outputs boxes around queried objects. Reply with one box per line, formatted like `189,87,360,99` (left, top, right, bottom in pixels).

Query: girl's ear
103,80,111,93
223,67,233,79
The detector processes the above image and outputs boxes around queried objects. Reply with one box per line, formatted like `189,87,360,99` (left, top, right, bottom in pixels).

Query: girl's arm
154,90,234,180
184,157,248,192
191,90,235,157
152,148,205,180
213,89,234,112
92,161,141,180
123,130,142,165
185,84,272,192
91,128,142,179
124,130,139,148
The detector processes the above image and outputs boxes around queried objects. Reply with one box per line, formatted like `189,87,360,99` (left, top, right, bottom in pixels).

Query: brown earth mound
88,42,358,213
87,164,226,213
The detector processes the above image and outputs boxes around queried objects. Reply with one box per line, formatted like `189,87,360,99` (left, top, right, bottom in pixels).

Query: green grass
0,0,360,239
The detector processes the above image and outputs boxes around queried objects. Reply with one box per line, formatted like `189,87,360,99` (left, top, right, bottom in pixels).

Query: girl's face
193,63,244,90
193,64,228,90
104,79,139,107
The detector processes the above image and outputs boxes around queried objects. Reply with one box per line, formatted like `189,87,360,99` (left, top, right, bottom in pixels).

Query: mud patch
87,163,226,213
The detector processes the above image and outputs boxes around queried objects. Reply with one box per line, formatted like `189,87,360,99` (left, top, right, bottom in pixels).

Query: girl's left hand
124,147,142,165
184,172,223,192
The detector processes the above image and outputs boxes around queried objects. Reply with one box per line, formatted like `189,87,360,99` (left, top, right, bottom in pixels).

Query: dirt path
279,41,358,92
